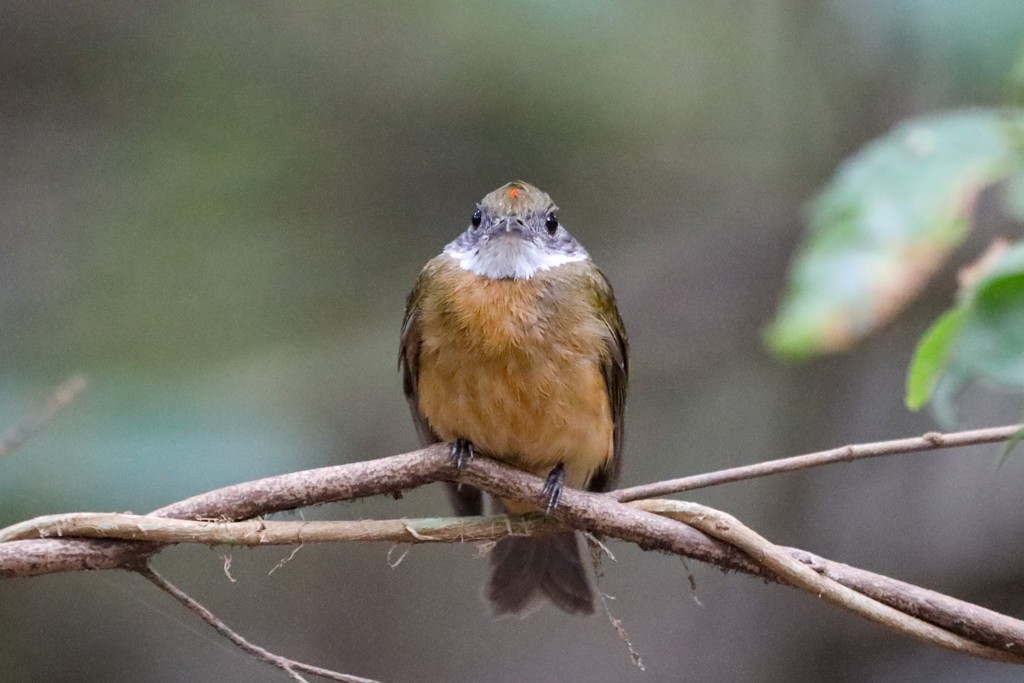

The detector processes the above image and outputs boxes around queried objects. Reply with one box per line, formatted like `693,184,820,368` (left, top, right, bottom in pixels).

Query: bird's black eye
544,213,559,235
471,209,482,228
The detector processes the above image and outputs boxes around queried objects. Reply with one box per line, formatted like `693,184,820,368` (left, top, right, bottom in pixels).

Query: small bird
399,181,628,615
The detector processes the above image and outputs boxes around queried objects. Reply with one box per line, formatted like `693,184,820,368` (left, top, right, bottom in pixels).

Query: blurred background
2,2,1024,681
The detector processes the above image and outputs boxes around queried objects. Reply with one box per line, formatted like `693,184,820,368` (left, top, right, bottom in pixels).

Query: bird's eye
544,213,559,235
471,209,482,228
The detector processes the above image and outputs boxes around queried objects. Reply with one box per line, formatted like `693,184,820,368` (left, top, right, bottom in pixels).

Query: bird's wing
587,270,629,493
398,273,438,446
399,266,483,515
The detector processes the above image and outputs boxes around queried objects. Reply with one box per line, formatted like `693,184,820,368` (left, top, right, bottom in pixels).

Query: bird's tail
486,532,595,616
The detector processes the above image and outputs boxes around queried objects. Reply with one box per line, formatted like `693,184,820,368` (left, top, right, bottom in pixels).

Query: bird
399,180,628,615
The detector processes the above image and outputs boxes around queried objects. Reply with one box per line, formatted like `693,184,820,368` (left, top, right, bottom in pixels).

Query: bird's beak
497,217,527,236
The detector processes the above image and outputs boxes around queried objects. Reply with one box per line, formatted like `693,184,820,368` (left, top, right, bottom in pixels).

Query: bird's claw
542,464,565,515
448,438,475,471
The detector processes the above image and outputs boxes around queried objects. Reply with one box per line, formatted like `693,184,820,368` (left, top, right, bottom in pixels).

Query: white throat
445,238,587,280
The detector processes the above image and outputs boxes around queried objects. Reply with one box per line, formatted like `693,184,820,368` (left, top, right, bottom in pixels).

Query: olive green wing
398,276,437,447
587,270,629,493
399,266,483,516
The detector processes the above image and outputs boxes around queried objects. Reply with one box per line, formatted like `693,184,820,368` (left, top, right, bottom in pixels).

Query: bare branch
7,424,1021,579
7,502,1022,659
613,424,1024,501
139,565,380,683
0,445,452,580
3,427,1024,664
0,511,560,545
632,500,1021,663
458,455,1024,662
782,546,1024,657
0,374,87,460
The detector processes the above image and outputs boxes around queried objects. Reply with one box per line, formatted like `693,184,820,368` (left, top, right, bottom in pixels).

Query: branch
0,446,452,578
11,423,1013,579
633,500,1020,663
3,428,1024,664
457,454,1024,662
139,566,379,683
8,505,1024,662
0,511,562,545
613,424,1024,500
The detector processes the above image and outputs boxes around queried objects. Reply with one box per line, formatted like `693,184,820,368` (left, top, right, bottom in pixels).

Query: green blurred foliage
767,32,1024,421
766,110,1022,358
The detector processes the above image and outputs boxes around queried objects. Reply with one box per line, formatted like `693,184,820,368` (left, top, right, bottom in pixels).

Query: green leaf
913,243,1024,418
766,109,1021,359
947,247,1024,387
905,308,966,411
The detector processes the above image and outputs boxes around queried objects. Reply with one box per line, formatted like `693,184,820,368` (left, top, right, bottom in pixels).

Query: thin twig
586,536,643,671
138,565,379,683
0,374,88,460
613,424,1024,501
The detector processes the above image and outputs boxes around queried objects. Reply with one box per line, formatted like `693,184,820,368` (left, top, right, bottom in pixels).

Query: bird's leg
448,438,475,471
542,464,566,515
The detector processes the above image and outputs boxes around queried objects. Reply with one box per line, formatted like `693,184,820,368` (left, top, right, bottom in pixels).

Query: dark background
2,2,1024,681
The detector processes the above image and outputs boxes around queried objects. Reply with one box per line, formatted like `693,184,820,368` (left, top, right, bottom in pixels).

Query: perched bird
399,181,628,615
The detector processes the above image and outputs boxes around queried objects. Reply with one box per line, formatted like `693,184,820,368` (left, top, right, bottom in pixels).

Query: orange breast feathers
415,256,614,491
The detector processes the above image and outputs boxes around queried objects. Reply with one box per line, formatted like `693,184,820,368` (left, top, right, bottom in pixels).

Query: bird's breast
415,256,613,488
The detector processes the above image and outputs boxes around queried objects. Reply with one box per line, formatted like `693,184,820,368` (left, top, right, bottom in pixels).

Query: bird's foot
448,438,475,471
542,464,565,515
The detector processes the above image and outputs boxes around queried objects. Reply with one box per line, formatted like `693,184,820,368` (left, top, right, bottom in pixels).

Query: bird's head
444,181,589,280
